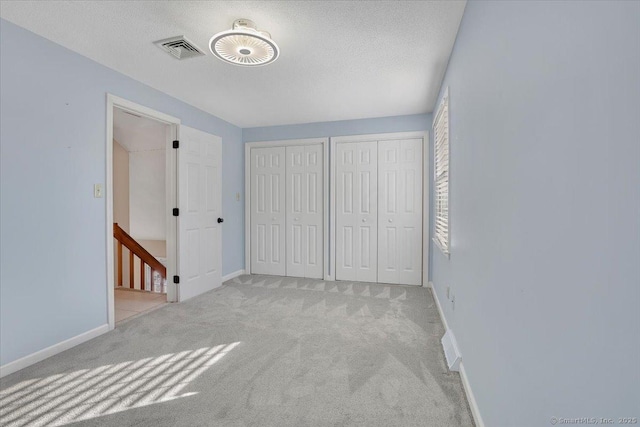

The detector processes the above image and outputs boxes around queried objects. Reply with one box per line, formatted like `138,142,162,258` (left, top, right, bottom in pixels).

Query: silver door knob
362,218,367,222
294,217,300,221
388,219,393,223
271,217,276,221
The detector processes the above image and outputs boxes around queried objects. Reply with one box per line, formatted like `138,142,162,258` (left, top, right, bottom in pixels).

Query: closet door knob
294,217,300,221
362,218,367,223
217,218,224,223
388,219,393,223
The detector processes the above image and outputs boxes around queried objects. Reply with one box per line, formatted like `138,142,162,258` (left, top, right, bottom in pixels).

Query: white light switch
94,184,103,198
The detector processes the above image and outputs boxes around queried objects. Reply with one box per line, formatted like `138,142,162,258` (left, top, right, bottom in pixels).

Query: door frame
330,131,429,285
244,138,330,280
105,94,180,330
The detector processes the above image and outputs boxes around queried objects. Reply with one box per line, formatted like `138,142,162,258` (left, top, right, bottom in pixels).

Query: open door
177,125,222,301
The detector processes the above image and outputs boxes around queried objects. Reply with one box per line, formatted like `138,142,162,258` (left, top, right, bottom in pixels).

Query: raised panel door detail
336,141,377,283
285,144,323,279
271,224,281,263
256,224,266,263
187,162,199,213
204,226,217,274
251,146,286,276
377,139,422,285
308,225,317,266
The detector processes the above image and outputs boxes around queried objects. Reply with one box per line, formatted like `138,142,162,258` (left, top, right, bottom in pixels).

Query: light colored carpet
0,275,474,426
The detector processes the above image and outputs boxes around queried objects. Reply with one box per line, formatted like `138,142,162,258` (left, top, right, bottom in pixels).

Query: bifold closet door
378,139,423,285
250,147,286,275
335,141,378,282
286,145,323,279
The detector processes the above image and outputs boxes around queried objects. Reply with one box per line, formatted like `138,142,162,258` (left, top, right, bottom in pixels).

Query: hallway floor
1,275,474,426
115,288,166,323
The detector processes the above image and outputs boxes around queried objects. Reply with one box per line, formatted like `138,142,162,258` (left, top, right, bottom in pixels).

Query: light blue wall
243,114,431,143
0,19,244,366
430,1,640,425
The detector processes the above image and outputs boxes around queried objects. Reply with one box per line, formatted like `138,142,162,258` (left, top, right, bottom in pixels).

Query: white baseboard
428,281,450,331
459,362,485,427
428,282,484,427
222,269,245,282
0,324,109,378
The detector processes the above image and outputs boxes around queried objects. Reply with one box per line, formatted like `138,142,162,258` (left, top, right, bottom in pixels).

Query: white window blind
433,89,450,255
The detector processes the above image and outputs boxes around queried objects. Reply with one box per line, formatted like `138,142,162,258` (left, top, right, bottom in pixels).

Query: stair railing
113,223,166,292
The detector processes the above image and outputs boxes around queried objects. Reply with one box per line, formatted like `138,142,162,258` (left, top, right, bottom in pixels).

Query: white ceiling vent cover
210,19,279,67
154,36,205,60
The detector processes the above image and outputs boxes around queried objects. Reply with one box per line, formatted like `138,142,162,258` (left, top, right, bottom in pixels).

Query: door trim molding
106,94,180,330
330,131,429,285
244,138,330,280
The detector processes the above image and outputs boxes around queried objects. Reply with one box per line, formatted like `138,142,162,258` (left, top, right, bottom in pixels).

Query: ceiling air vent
154,36,205,60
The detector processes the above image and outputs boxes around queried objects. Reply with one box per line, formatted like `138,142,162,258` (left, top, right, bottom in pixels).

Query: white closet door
378,139,423,285
178,126,222,301
251,147,286,275
286,145,323,279
336,141,378,282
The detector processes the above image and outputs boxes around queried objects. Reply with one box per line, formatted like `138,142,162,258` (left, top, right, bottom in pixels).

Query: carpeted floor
0,275,474,426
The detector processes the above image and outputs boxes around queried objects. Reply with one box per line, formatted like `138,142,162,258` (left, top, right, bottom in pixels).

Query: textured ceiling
0,1,466,128
114,108,168,152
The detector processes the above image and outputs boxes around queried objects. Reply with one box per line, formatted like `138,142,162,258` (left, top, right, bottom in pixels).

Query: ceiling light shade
210,19,279,67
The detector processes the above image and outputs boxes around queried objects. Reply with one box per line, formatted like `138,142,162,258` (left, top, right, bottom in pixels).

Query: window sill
433,238,450,259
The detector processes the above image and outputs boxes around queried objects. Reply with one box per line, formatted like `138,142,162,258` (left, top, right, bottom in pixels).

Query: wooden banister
113,223,166,290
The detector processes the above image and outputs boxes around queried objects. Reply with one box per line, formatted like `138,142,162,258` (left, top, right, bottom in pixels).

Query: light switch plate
94,184,103,198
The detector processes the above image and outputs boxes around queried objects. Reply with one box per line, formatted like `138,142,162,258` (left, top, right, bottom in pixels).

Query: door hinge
173,208,179,216
172,140,179,149
173,275,180,284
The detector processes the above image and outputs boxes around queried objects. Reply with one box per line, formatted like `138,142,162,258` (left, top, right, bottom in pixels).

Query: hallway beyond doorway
115,288,166,323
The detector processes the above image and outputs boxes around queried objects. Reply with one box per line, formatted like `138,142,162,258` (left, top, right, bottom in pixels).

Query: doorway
106,95,180,330
106,95,224,330
112,106,171,323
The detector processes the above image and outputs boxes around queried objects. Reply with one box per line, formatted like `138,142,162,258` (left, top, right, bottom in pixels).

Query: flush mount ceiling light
210,19,279,67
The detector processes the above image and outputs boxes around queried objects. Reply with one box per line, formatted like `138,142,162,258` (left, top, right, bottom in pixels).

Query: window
433,88,450,255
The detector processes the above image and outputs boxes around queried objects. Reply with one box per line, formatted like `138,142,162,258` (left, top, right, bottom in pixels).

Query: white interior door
177,126,222,301
251,147,286,275
378,139,423,285
336,141,378,282
286,145,323,279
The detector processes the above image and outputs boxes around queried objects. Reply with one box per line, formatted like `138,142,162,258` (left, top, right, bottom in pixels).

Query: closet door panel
286,146,305,278
378,141,401,280
356,142,378,282
304,145,324,279
286,144,323,279
378,139,422,285
336,141,377,283
251,147,286,275
336,143,358,281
